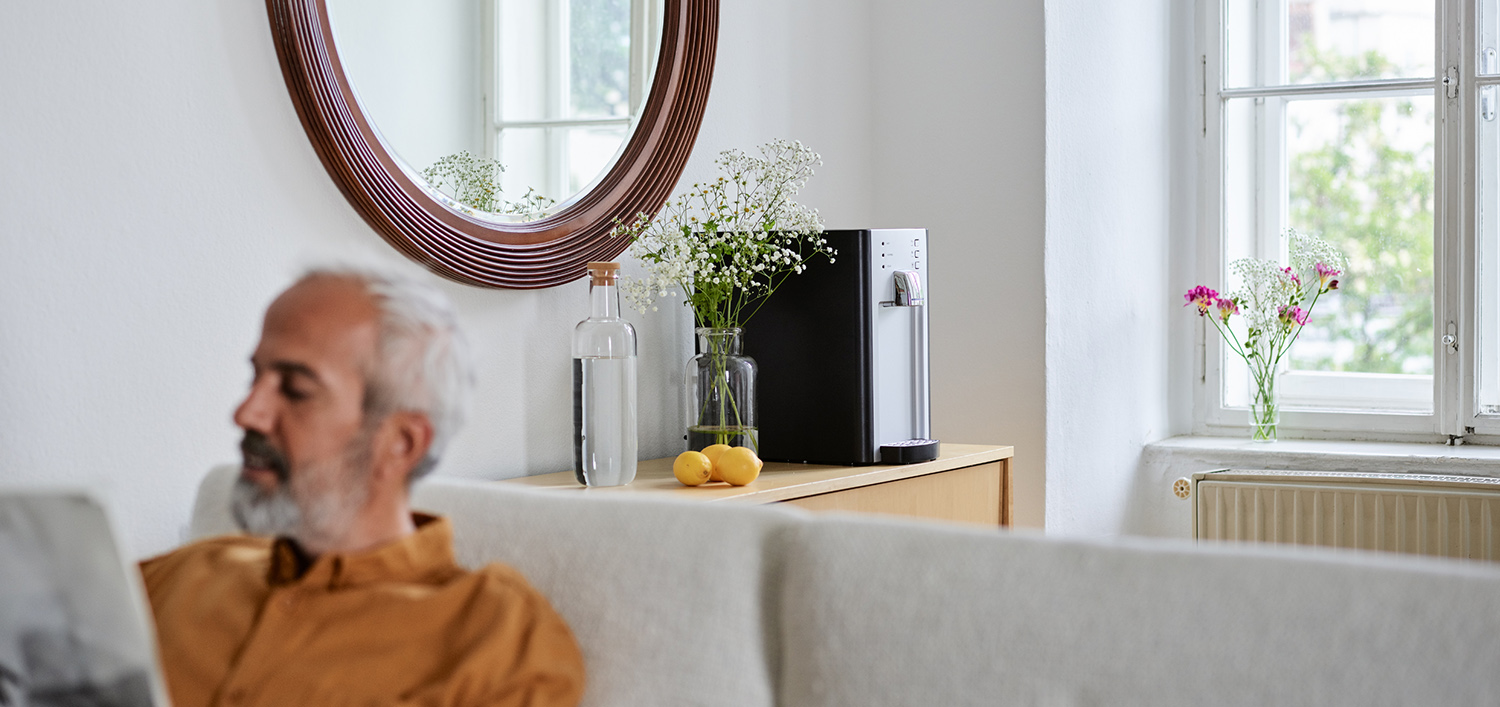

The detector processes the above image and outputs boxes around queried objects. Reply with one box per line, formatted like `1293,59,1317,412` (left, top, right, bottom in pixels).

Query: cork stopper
586,261,621,286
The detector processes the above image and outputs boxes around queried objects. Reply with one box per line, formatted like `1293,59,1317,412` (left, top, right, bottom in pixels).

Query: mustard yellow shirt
140,515,584,707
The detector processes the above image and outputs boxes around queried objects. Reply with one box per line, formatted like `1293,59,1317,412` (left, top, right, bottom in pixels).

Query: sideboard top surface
501,443,1013,504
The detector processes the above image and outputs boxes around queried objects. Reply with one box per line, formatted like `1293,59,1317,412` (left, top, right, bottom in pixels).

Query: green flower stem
694,335,753,451
1205,287,1331,443
1248,363,1278,441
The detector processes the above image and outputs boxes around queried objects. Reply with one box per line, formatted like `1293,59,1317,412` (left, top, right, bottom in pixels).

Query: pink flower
1281,266,1302,288
1314,262,1341,292
1278,305,1309,327
1183,286,1219,316
1215,297,1238,322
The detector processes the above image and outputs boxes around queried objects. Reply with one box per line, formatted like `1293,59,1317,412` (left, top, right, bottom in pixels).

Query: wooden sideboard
502,443,1013,527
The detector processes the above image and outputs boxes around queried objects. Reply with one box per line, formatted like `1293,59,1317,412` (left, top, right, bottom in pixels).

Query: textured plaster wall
1043,0,1196,535
0,0,1049,558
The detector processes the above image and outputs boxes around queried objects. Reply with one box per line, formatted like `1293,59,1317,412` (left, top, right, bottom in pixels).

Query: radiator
1191,469,1500,561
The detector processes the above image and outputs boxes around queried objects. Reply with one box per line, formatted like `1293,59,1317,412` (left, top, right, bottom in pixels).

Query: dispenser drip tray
879,439,941,464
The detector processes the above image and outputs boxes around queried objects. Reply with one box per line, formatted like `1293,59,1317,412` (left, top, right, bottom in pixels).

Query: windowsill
1144,436,1500,479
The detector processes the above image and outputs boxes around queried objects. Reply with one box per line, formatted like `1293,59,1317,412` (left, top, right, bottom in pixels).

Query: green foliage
1290,44,1396,84
1286,47,1434,375
570,0,630,118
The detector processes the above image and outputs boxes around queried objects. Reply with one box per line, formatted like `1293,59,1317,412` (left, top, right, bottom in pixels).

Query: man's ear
372,411,435,485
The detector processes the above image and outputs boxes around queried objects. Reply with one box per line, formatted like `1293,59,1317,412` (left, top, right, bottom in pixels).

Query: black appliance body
742,229,934,465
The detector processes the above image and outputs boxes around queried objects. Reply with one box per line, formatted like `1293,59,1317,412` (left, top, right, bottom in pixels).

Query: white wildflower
609,139,836,327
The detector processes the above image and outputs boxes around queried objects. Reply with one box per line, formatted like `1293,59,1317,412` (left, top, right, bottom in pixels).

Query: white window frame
1464,0,1500,440
483,0,660,205
1195,0,1483,443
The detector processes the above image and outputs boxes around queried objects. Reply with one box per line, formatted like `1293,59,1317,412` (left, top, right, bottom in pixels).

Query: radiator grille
1194,470,1500,561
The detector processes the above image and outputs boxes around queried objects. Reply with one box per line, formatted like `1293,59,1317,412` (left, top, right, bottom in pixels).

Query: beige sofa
190,466,1500,706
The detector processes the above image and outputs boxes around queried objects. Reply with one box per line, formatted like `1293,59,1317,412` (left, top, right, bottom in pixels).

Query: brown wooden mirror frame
266,0,718,289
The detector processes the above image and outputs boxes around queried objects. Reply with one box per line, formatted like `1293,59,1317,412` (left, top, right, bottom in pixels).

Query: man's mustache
240,431,290,483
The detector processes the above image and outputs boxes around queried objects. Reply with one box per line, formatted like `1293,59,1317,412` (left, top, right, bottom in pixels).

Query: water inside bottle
573,356,638,486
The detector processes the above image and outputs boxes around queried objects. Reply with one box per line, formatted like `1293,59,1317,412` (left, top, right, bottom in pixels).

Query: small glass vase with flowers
1183,229,1346,442
611,139,836,452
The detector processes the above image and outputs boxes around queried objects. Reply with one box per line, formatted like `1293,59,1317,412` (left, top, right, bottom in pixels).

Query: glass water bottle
572,262,638,486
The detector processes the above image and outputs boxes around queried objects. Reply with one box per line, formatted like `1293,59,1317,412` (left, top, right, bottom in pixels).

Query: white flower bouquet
611,139,835,450
1183,229,1346,441
611,138,835,325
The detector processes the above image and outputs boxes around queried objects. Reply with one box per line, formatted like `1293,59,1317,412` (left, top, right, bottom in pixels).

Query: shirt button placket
222,588,298,706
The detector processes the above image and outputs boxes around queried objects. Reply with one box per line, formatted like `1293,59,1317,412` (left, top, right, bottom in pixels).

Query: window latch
1444,65,1460,99
1444,321,1459,354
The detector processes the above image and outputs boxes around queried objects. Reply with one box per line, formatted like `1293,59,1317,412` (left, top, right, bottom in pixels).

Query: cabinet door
781,462,1005,526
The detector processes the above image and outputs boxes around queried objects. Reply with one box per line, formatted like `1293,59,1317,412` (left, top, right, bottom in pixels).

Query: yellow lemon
673,451,713,486
701,444,732,481
718,447,762,486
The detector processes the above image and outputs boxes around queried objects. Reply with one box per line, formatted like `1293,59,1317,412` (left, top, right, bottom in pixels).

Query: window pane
567,124,628,194
1225,0,1435,88
498,0,550,123
497,125,628,210
1481,0,1500,76
1221,94,1434,412
498,127,559,211
570,0,631,119
1286,96,1434,378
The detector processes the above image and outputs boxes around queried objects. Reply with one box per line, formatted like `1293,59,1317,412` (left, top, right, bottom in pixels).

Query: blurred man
141,267,584,707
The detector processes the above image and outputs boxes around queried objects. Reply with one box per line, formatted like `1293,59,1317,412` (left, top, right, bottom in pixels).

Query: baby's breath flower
609,139,835,325
420,151,556,217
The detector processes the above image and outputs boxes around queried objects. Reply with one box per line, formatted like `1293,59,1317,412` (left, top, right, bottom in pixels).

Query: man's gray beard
230,431,373,546
230,478,302,537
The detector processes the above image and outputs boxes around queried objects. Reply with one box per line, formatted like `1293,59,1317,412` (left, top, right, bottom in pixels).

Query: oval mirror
267,0,717,288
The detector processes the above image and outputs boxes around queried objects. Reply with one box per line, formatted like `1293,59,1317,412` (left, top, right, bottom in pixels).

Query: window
1198,0,1500,441
487,0,662,209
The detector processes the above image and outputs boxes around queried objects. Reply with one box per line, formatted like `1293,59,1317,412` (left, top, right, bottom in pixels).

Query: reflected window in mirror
491,0,663,210
325,0,664,222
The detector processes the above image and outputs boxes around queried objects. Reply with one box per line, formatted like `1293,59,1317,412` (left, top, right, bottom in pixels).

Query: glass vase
1249,367,1279,442
685,327,758,452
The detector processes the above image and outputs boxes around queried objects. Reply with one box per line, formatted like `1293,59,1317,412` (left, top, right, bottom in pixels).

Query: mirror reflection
327,0,663,221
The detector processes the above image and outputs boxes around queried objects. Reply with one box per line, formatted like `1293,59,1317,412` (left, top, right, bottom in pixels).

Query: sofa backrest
192,467,1500,706
776,513,1500,707
411,477,802,707
190,466,800,707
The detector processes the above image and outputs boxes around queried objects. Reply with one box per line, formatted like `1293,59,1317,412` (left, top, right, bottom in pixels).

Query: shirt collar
267,513,459,589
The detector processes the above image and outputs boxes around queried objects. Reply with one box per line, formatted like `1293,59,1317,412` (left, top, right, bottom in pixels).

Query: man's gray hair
300,265,475,482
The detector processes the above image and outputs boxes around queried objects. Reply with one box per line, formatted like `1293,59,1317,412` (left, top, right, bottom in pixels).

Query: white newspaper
0,491,170,707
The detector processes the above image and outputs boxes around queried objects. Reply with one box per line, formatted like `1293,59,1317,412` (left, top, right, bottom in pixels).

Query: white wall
868,0,1047,528
0,0,682,560
684,0,1049,529
0,0,1049,559
1043,0,1196,535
